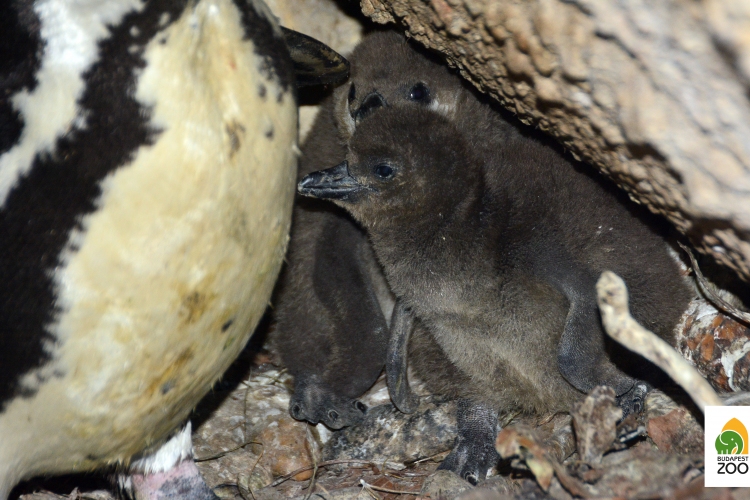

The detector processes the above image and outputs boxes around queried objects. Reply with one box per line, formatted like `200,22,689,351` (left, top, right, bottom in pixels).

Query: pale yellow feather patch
0,0,296,489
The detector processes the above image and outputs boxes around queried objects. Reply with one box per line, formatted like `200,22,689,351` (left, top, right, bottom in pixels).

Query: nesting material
597,271,724,411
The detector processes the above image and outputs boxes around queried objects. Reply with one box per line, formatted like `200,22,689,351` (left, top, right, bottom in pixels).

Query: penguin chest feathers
0,0,297,481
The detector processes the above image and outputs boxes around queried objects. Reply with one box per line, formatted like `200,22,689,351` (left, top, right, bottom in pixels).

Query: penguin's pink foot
121,423,217,500
128,460,217,500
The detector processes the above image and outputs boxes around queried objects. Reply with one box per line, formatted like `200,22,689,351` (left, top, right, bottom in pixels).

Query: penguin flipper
557,292,636,397
386,299,419,414
281,27,349,88
547,262,637,398
559,314,650,417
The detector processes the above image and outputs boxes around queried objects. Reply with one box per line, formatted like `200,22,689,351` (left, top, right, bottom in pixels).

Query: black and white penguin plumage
273,30,473,429
298,101,694,482
0,0,303,497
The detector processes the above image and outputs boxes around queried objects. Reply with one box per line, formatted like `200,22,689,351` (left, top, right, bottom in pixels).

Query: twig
596,271,723,411
194,441,262,462
359,480,420,496
240,370,289,392
358,480,382,500
240,369,284,462
270,460,400,487
722,391,750,406
237,475,254,500
250,443,265,476
264,368,289,386
303,426,319,500
236,443,264,500
548,461,592,499
678,242,750,325
263,368,289,386
403,450,450,466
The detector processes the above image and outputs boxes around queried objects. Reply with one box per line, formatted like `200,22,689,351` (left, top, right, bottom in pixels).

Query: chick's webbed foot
289,373,367,429
616,381,651,417
438,400,500,485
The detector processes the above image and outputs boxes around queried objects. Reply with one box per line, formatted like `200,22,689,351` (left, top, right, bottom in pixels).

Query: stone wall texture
362,0,750,281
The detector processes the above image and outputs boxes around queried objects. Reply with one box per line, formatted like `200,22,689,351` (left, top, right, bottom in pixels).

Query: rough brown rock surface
360,0,750,281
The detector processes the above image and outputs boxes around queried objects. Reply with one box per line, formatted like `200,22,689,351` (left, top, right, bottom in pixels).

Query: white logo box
705,406,750,487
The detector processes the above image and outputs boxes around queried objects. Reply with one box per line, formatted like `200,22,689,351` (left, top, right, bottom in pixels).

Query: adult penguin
0,0,347,498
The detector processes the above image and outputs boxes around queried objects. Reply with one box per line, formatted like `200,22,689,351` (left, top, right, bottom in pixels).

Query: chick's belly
424,305,577,413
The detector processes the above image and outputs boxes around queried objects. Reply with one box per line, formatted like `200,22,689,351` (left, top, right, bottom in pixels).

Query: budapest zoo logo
715,417,749,475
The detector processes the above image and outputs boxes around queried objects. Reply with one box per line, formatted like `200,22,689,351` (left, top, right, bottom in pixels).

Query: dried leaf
496,427,554,490
571,386,621,464
496,426,591,497
646,408,703,454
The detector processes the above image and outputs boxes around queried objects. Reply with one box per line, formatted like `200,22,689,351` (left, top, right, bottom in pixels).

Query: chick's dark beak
298,161,362,199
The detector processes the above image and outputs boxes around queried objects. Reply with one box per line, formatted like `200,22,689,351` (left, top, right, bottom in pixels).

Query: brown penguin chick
331,30,474,141
298,106,693,482
272,95,388,429
272,30,474,429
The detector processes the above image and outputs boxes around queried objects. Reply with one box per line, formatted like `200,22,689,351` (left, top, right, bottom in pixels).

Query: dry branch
679,242,750,325
495,426,591,497
596,271,723,411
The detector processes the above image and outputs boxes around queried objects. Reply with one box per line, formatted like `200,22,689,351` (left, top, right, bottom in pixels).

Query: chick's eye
409,83,430,102
374,164,394,179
